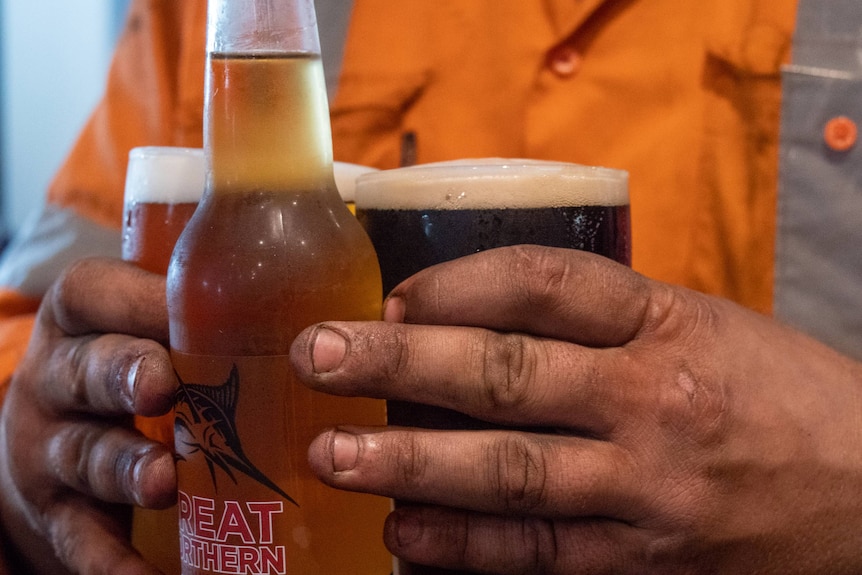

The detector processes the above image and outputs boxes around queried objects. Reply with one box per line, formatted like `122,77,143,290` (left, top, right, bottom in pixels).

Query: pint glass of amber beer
122,146,205,275
124,148,380,573
121,146,205,574
122,149,370,275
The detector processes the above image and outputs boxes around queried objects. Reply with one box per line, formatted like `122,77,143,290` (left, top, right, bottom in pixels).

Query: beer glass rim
355,158,629,210
129,146,205,160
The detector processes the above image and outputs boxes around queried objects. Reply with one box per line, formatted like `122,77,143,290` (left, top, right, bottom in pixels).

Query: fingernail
311,327,347,373
383,296,406,323
126,356,145,408
132,448,175,507
332,431,359,472
395,512,423,547
131,450,150,507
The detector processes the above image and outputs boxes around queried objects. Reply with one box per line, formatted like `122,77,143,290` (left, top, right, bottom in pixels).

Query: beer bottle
166,1,390,573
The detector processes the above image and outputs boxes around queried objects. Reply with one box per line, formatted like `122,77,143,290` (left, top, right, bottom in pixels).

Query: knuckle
519,517,560,575
48,425,138,503
461,515,559,574
392,432,430,488
48,425,93,493
644,531,703,572
480,332,537,414
46,507,83,569
507,246,573,311
61,334,134,413
62,342,94,410
385,324,412,383
359,323,412,387
668,365,729,448
48,259,101,329
90,434,141,503
636,287,730,447
639,284,719,347
487,434,549,513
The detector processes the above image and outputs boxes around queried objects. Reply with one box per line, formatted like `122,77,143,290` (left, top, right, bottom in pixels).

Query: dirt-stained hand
0,258,178,575
292,245,862,575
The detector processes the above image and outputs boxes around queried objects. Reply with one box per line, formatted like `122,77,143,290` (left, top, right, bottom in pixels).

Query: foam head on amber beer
354,158,628,210
124,146,206,205
122,147,205,274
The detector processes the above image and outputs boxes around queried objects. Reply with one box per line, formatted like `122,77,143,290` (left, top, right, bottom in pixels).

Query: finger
45,420,176,509
384,245,655,347
292,322,634,432
35,332,178,417
45,496,162,575
307,427,643,520
384,506,640,575
43,257,169,343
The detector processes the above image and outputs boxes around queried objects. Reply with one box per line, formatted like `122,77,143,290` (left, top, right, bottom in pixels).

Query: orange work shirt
333,0,798,315
0,0,798,389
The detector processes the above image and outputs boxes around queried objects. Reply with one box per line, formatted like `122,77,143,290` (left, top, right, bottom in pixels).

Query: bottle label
171,350,391,573
178,492,287,574
172,352,304,575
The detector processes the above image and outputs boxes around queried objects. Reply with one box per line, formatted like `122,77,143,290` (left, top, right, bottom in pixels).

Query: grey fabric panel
775,0,862,359
775,68,862,360
0,206,121,298
793,0,862,74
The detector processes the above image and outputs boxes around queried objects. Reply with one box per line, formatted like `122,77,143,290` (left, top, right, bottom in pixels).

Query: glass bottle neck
203,0,333,195
204,51,334,195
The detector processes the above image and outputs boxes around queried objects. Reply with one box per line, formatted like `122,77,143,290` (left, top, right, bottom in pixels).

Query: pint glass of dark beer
356,158,629,574
357,158,629,430
356,158,629,294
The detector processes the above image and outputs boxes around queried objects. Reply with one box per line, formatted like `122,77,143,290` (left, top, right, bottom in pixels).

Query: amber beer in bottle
166,1,390,573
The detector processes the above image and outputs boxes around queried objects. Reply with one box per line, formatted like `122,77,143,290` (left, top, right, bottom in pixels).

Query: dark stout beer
356,159,630,293
357,159,629,429
167,3,390,573
362,204,629,294
356,159,629,575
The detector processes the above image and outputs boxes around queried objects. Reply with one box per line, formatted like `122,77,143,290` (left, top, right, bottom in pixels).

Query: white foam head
124,147,206,204
355,158,628,210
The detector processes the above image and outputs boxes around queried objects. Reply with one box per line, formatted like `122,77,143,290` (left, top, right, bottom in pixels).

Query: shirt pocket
331,70,430,169
702,4,794,138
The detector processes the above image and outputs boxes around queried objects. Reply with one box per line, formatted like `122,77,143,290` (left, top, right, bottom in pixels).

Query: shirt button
824,116,858,152
547,45,582,78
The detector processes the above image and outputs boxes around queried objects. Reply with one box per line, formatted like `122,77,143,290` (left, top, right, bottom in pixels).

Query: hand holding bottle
0,259,177,575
